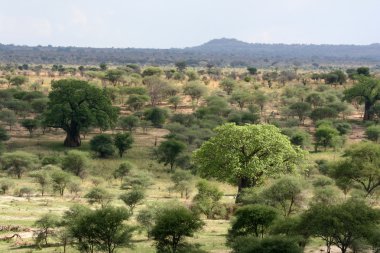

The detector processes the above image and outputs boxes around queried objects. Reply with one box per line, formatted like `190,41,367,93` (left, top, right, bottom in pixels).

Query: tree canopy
44,79,119,147
343,76,380,121
193,123,304,199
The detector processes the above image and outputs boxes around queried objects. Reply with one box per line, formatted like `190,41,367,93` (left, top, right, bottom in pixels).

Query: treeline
1,38,380,66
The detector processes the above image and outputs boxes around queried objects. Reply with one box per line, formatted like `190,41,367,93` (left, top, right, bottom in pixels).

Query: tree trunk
236,177,254,203
363,101,374,121
64,129,81,147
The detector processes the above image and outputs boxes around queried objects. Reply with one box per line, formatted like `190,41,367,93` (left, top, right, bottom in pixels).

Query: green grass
0,128,235,252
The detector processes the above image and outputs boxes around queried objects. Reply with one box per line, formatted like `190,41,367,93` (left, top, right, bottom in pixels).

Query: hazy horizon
1,0,380,48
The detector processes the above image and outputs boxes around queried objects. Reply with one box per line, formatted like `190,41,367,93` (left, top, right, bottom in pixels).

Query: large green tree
193,123,303,199
343,76,380,121
44,79,118,147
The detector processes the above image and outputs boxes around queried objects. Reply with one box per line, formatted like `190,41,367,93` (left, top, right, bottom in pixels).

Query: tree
114,132,133,157
310,107,338,122
144,107,168,127
120,188,145,214
113,162,132,182
168,96,181,111
325,70,347,86
20,118,38,137
220,78,236,95
228,204,278,240
126,94,149,111
30,170,50,196
62,150,89,178
311,185,343,206
118,115,139,132
31,98,49,113
51,169,71,196
90,134,115,158
44,79,118,147
247,67,258,75
356,66,370,76
306,92,324,108
314,125,340,151
193,123,303,200
192,180,224,219
262,176,304,217
99,62,107,70
343,76,380,121
0,126,10,142
183,81,207,108
253,91,268,113
143,76,169,106
0,126,11,154
289,102,311,124
175,61,187,72
85,187,112,207
9,75,28,87
330,142,380,196
142,67,162,77
34,214,60,246
0,109,17,131
65,205,134,253
104,69,124,86
157,140,186,171
137,203,161,238
151,206,204,253
230,89,252,110
299,200,380,253
1,151,38,178
170,170,193,199
282,128,311,149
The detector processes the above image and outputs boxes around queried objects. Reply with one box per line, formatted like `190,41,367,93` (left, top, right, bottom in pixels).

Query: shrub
90,134,115,158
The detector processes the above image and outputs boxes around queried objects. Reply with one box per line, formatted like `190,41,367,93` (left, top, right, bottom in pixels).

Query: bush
90,134,115,158
365,125,380,142
231,236,302,253
312,175,335,187
62,150,88,178
85,187,112,207
144,107,169,127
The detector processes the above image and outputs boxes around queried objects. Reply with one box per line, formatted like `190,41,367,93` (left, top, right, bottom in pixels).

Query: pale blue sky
0,0,379,48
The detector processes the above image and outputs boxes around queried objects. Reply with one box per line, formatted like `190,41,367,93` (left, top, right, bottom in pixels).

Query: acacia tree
65,205,134,253
157,140,186,172
193,123,303,200
343,76,380,121
300,200,379,253
330,141,380,196
227,204,278,241
114,132,133,157
1,151,38,178
151,206,204,253
44,79,119,147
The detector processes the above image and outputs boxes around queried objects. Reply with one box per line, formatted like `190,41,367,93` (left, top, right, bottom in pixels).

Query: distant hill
1,38,380,67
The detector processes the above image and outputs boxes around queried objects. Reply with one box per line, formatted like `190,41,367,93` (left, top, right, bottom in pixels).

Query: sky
0,0,379,48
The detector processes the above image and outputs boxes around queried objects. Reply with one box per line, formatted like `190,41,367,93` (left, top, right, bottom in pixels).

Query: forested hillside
1,38,380,67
